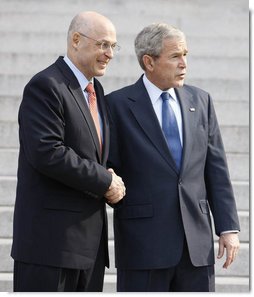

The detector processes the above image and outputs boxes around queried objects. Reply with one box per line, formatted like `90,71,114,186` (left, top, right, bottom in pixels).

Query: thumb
217,239,225,259
108,168,115,174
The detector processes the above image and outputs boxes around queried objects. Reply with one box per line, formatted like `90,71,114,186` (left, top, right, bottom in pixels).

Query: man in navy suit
11,11,125,292
106,23,240,292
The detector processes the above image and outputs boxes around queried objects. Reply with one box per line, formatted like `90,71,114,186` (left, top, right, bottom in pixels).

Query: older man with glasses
11,11,125,292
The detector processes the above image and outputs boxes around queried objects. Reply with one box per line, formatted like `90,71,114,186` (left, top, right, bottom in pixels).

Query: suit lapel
175,87,196,173
55,57,102,162
128,78,178,174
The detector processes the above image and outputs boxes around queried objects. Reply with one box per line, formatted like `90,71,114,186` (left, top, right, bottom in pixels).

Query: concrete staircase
0,0,249,292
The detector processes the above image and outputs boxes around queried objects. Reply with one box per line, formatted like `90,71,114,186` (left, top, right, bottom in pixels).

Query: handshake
105,168,126,204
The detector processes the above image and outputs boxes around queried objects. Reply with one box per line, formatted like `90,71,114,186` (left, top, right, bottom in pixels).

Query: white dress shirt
63,55,103,141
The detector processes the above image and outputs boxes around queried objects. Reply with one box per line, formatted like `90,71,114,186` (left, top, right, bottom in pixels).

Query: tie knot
161,92,171,102
85,83,95,94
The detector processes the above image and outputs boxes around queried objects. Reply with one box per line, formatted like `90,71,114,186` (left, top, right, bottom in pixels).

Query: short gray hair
134,23,186,70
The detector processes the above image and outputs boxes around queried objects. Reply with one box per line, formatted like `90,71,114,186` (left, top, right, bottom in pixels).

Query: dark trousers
13,236,106,292
117,240,215,292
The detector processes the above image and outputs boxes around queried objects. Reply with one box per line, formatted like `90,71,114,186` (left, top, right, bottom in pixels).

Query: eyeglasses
78,32,121,53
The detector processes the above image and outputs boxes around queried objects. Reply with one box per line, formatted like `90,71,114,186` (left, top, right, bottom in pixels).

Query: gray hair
134,23,186,70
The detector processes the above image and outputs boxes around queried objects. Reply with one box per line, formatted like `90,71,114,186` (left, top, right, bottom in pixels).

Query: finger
109,196,122,204
223,247,235,268
108,168,115,174
223,255,233,269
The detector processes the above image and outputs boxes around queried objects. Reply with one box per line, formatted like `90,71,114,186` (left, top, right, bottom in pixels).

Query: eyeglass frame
77,32,121,53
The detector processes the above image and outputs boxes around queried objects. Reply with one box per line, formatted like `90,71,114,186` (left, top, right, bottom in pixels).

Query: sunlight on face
149,37,188,90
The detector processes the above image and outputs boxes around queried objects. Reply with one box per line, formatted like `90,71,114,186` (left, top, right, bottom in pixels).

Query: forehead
162,36,188,53
92,22,117,42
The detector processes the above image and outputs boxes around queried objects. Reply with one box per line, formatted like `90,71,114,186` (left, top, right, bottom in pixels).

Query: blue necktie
161,92,182,171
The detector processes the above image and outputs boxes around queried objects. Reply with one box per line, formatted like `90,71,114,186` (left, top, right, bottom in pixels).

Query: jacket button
178,179,182,185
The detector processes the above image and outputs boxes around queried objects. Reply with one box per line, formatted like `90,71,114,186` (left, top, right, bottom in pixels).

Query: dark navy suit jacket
11,57,111,270
106,76,240,270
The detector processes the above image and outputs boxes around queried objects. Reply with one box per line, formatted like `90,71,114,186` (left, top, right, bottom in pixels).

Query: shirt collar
142,74,178,104
63,55,93,90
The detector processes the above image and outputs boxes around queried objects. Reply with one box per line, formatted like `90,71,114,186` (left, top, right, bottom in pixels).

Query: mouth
178,73,186,79
98,60,109,68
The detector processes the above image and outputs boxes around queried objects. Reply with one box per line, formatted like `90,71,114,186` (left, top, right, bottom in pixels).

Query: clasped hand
105,168,126,204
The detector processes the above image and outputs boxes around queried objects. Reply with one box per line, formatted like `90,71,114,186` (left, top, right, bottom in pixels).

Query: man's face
147,36,188,90
74,25,117,80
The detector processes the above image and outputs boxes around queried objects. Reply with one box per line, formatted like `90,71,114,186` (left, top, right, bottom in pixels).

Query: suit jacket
11,56,112,270
106,75,240,270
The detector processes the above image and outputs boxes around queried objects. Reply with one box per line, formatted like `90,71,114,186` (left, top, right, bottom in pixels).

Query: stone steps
0,52,248,81
0,76,249,101
0,31,249,59
0,0,248,38
0,0,249,292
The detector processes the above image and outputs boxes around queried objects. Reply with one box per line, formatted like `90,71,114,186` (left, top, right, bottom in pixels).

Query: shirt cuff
220,230,239,235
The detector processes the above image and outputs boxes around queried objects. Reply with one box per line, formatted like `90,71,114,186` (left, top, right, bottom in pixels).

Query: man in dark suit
106,23,240,292
11,11,125,292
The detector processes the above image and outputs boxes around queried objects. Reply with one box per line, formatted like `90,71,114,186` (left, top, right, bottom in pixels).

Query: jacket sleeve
204,94,240,235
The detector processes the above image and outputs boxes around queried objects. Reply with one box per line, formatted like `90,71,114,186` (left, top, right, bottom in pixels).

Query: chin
95,70,106,77
176,80,185,87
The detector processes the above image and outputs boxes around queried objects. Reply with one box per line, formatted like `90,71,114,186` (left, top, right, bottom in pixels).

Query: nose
104,46,114,59
179,56,187,68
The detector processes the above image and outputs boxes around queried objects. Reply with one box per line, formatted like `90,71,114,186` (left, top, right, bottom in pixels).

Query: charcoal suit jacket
11,56,112,270
106,75,240,269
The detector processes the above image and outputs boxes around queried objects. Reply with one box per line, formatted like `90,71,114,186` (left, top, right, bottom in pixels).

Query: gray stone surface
0,0,249,292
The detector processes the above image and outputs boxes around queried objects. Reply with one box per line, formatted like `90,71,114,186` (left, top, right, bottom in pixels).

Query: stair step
0,51,248,81
214,101,249,126
226,153,249,181
0,74,248,100
0,31,248,59
0,6,247,38
0,0,249,294
0,122,19,148
0,176,16,206
233,181,249,211
220,126,249,153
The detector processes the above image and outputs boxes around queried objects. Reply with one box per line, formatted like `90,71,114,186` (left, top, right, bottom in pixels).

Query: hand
217,233,240,269
104,168,126,204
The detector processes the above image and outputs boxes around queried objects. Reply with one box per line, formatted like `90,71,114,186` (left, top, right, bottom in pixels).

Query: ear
142,55,155,72
72,32,81,49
